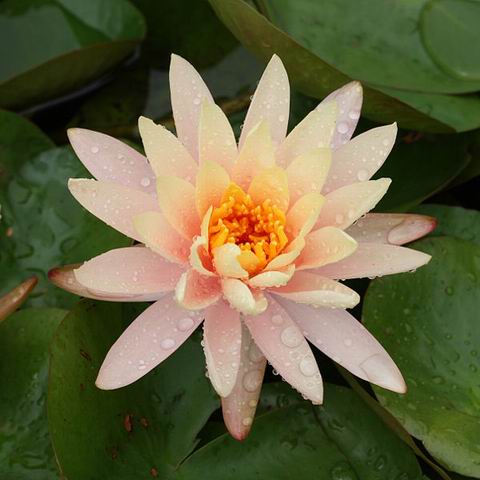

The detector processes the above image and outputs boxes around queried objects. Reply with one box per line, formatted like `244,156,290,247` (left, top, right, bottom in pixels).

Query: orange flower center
209,183,288,274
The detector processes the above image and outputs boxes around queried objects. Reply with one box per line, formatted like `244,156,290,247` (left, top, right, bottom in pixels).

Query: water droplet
271,314,284,325
242,416,252,426
193,97,201,105
243,370,263,392
357,169,368,181
177,317,194,331
160,338,175,349
337,122,349,134
299,356,317,376
91,146,99,154
280,326,303,348
140,177,151,187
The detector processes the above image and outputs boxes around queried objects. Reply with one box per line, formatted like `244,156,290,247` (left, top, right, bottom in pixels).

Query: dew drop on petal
280,326,303,348
299,356,317,377
177,317,194,332
160,338,176,349
243,370,263,392
140,177,151,187
357,169,369,181
337,122,349,134
91,146,99,154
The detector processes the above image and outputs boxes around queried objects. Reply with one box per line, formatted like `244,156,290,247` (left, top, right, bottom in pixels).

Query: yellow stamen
209,182,289,274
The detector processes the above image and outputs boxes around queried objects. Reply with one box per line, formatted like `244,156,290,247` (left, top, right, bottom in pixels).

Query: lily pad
363,237,480,477
0,0,146,110
48,300,219,479
0,145,131,307
0,307,66,479
209,0,480,133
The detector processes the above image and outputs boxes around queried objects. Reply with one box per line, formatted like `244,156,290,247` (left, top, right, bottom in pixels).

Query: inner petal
209,182,289,275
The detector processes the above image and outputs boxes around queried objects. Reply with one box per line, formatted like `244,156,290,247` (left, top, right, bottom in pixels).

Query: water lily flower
49,54,435,440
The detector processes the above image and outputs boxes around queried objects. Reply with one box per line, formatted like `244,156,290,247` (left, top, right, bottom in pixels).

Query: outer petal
213,244,249,279
319,81,363,149
138,116,197,182
221,279,268,315
199,100,237,172
248,166,289,212
204,300,242,397
169,54,213,159
270,271,359,309
286,148,331,204
297,227,358,270
239,54,289,149
196,160,230,217
345,213,437,245
316,178,391,231
232,121,275,190
248,264,295,288
0,277,37,322
276,102,337,169
156,176,200,239
74,247,183,301
68,179,159,242
222,324,266,440
275,297,406,393
96,294,203,389
134,211,191,264
312,243,431,279
175,269,221,310
67,128,156,194
323,124,397,194
244,299,323,404
286,192,324,238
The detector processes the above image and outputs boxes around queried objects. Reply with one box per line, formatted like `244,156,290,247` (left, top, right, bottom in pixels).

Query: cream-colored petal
199,100,237,172
213,243,249,279
195,160,230,217
169,54,213,159
297,227,358,270
175,269,221,310
286,192,325,239
232,121,275,190
138,116,197,183
316,178,391,231
276,102,337,168
323,123,397,194
239,55,289,149
265,236,305,271
134,211,191,264
189,236,215,277
248,166,289,212
286,148,331,204
222,278,268,315
156,175,200,239
248,264,295,288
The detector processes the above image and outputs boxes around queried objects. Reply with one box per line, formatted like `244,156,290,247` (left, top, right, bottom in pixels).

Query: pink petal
296,227,358,270
67,128,156,194
270,271,359,309
275,297,406,393
248,264,295,288
0,276,37,322
68,179,159,242
74,247,183,301
133,211,191,264
96,294,203,389
323,124,397,194
286,192,325,238
276,102,337,169
156,176,200,239
138,116,197,183
203,300,242,397
316,178,391,231
345,213,437,245
195,160,230,217
169,54,213,160
222,324,266,440
239,55,289,150
286,148,331,205
190,236,215,276
222,279,268,315
312,243,431,279
175,269,221,310
244,300,323,404
213,244,249,279
232,121,275,190
319,81,363,149
248,166,289,212
199,101,237,172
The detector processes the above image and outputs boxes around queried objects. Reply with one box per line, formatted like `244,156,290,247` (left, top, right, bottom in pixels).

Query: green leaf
0,144,131,307
209,0,480,133
179,384,425,480
374,133,470,212
48,300,219,479
0,0,146,110
0,307,66,479
413,204,480,244
267,0,480,94
420,0,480,81
363,237,480,476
